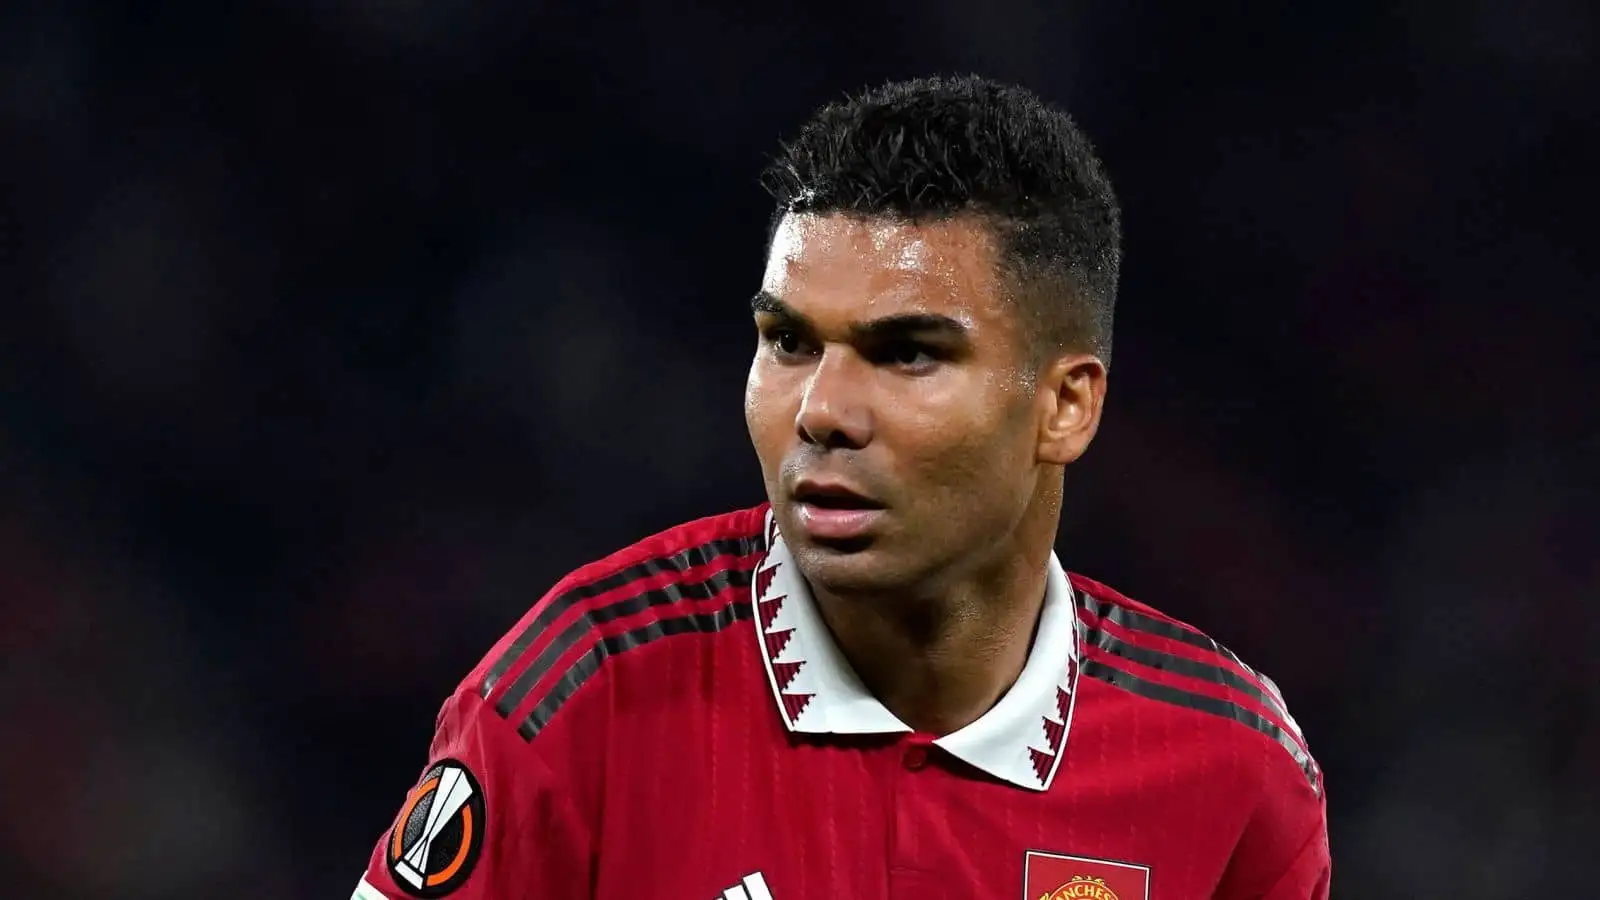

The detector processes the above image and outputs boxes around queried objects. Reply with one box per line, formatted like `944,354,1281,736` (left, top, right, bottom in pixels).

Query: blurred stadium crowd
2,1,1595,898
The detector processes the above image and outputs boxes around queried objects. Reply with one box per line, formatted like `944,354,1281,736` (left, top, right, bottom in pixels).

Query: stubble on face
744,212,1043,597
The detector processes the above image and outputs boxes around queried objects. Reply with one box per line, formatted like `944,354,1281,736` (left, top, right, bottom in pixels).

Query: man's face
745,212,1046,595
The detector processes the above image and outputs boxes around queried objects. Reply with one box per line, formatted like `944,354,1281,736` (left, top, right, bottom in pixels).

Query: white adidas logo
716,871,774,900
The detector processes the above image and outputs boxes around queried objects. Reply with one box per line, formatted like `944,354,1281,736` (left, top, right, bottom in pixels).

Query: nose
795,347,872,450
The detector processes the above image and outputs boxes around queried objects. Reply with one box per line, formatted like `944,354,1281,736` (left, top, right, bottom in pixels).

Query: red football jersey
353,505,1329,900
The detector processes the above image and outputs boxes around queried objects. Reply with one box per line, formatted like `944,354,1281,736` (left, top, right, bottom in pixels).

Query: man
352,75,1329,900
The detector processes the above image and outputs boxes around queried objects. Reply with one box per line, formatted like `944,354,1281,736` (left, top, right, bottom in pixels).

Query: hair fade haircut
761,74,1122,368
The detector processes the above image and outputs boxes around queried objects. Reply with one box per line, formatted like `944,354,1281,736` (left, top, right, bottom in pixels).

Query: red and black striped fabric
356,507,1329,900
1070,572,1321,793
478,513,766,741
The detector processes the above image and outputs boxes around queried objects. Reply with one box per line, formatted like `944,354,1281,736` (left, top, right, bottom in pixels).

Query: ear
1036,353,1108,466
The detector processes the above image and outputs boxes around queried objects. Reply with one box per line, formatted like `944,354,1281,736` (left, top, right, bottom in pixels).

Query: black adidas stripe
1077,594,1277,700
1079,593,1220,654
492,561,759,719
517,596,755,741
1078,622,1293,727
482,534,761,699
1081,659,1320,793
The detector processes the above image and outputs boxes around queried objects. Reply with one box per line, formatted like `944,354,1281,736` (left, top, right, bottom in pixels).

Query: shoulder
459,504,770,742
1068,572,1323,799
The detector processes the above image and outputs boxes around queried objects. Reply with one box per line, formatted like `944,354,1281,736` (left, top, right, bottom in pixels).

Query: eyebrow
750,291,970,342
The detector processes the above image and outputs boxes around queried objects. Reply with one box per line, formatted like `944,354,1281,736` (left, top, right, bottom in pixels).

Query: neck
811,493,1060,736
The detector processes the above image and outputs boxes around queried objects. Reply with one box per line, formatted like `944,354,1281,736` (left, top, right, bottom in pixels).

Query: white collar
751,510,1082,791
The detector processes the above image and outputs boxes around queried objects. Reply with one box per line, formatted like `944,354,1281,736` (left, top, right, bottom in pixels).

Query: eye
877,340,939,369
891,343,930,366
761,326,811,359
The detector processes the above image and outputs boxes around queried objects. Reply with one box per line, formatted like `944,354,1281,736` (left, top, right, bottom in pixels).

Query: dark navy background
3,2,1595,897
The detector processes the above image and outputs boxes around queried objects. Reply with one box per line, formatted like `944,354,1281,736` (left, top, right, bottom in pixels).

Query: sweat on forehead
751,215,1050,371
762,214,1004,305
768,212,999,259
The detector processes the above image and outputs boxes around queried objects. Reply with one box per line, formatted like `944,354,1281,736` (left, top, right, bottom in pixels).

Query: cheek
743,364,764,440
902,393,1033,495
896,410,987,482
744,362,788,466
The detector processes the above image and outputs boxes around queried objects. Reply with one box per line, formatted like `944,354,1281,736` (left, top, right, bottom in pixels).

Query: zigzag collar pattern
750,509,1083,791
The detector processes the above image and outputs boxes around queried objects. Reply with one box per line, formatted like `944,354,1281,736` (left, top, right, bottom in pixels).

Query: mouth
792,480,886,510
790,480,886,544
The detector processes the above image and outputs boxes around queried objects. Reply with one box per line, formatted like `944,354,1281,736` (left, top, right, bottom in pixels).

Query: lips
792,480,885,510
791,479,886,543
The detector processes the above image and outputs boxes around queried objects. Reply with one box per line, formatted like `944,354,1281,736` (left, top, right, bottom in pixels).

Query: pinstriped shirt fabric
354,504,1330,900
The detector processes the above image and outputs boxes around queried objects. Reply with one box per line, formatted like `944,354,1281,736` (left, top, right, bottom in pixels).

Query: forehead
760,213,1009,327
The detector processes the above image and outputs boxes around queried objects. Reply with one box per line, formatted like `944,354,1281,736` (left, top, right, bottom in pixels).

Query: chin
787,539,911,595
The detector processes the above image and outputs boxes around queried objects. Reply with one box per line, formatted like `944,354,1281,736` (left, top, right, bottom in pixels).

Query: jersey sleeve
1214,729,1331,900
1256,816,1331,900
349,687,594,900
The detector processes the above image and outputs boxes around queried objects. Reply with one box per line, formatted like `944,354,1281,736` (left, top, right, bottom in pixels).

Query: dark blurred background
3,1,1596,898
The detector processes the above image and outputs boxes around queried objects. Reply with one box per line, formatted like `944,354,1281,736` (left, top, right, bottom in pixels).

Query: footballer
351,75,1330,900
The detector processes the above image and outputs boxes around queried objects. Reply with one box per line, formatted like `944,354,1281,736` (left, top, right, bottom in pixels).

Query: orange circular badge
386,760,486,898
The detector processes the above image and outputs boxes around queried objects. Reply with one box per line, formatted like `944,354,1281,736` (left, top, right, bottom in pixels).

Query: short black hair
761,75,1121,368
